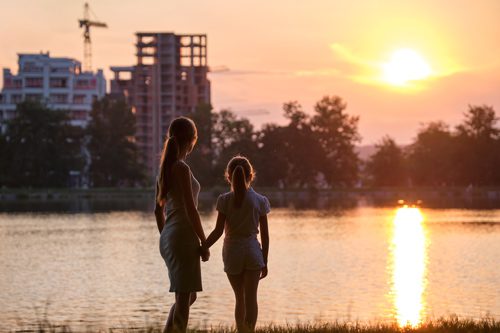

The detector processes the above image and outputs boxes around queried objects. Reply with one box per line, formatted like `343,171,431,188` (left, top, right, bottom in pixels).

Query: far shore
1,186,500,209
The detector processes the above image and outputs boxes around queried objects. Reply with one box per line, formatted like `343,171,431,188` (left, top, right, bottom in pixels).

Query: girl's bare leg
243,270,261,332
227,272,246,332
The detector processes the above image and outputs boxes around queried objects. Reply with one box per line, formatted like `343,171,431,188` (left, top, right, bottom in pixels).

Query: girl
203,156,270,332
154,117,209,333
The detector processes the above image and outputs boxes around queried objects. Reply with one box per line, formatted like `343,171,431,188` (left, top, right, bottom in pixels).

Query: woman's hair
225,156,255,208
157,117,197,204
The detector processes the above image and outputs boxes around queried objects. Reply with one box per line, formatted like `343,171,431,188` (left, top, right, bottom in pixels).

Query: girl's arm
154,181,165,233
176,162,206,243
259,214,269,279
204,212,226,249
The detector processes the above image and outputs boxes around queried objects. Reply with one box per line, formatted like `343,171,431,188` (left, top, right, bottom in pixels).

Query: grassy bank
15,317,500,333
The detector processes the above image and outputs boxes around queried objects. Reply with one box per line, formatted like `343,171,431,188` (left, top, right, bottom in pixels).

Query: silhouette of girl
203,155,270,332
154,117,209,333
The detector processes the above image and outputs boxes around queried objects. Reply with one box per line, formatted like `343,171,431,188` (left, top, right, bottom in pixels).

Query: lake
0,201,499,331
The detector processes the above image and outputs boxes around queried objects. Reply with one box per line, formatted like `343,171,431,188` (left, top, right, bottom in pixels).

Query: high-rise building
110,32,211,179
0,52,106,131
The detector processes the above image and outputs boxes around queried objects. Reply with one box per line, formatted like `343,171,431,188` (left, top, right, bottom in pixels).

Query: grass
12,317,500,333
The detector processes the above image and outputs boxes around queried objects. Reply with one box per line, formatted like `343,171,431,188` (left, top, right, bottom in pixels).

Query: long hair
225,156,255,208
157,117,197,205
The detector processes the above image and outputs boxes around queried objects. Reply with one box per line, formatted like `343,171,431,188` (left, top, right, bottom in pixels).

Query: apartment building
110,32,211,179
0,52,106,130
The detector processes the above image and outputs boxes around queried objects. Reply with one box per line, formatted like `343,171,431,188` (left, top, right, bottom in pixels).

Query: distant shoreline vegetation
1,186,500,211
8,317,500,333
1,97,499,189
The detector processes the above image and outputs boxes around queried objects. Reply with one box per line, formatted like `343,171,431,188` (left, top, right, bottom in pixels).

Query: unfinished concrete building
111,32,210,179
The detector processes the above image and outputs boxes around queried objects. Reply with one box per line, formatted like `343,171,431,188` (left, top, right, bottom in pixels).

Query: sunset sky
1,0,499,144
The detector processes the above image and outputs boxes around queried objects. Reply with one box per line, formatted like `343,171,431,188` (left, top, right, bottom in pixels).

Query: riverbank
14,317,500,333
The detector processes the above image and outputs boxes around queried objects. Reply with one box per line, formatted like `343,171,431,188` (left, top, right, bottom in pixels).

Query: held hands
260,265,268,279
200,243,210,262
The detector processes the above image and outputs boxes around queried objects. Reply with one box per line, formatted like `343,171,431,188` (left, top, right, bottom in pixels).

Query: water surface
0,206,499,331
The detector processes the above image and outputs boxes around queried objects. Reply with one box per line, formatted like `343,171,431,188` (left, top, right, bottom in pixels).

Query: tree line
0,96,499,188
366,105,500,187
0,98,144,188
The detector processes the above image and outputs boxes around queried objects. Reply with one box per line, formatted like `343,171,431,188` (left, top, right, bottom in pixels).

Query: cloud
209,66,288,76
239,108,271,116
210,65,341,79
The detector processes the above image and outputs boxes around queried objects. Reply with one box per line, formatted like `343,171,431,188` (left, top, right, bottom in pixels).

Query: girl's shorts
222,237,265,275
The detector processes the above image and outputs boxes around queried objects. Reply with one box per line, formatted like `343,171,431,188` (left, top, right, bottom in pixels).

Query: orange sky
1,0,499,144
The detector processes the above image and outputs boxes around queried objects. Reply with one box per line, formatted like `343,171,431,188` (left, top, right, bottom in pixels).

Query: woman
154,116,209,333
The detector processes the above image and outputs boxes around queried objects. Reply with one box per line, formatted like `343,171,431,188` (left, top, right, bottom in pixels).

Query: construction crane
78,2,107,72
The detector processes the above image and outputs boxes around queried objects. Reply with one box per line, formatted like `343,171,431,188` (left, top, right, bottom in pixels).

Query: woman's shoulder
171,160,190,174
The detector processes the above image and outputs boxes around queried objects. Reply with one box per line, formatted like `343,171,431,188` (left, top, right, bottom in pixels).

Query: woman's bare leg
165,303,176,333
243,270,261,332
227,272,246,332
164,292,197,333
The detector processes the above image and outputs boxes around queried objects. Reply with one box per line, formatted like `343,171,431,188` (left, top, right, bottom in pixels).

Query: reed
13,317,500,333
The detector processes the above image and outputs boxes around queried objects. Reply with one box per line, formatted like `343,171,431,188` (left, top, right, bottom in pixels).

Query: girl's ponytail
232,165,247,208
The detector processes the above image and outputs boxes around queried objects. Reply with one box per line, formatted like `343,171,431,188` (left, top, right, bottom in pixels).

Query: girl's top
216,187,270,240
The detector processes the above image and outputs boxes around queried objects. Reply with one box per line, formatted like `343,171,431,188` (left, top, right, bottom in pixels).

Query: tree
0,131,9,186
212,109,254,155
407,121,455,186
87,96,145,187
1,100,83,187
310,96,361,187
257,102,324,188
454,105,500,185
366,136,406,187
254,123,288,187
211,109,258,185
188,103,216,187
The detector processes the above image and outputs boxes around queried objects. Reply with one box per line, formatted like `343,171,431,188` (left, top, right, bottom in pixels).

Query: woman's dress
159,163,202,292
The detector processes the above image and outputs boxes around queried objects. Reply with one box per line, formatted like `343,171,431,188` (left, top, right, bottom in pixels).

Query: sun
381,48,432,86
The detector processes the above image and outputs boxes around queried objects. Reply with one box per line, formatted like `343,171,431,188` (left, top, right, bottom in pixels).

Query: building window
25,77,43,88
22,62,42,73
11,94,22,104
25,94,43,102
50,77,68,88
6,110,17,119
49,94,68,104
13,79,22,88
73,95,86,104
75,79,89,89
51,67,70,74
75,79,97,89
71,110,88,120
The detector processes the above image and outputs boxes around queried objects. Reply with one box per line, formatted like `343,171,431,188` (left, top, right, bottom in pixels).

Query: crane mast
78,2,107,72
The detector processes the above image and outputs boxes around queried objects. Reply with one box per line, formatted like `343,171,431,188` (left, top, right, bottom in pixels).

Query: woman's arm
176,162,206,243
154,181,165,233
204,212,226,249
259,214,269,279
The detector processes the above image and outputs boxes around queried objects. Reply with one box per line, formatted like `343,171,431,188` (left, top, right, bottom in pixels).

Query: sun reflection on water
390,207,427,327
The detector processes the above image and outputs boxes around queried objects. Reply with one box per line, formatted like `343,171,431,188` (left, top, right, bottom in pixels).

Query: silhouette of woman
154,117,209,333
